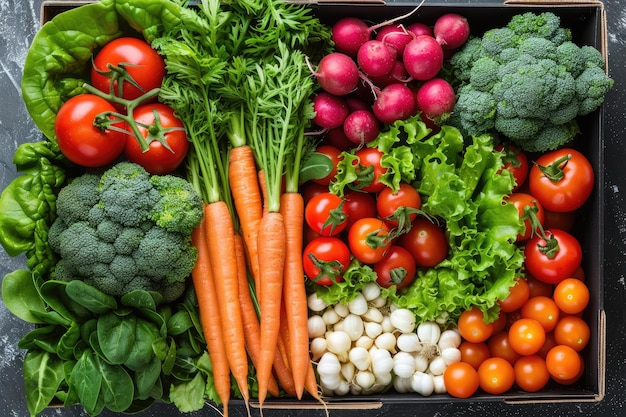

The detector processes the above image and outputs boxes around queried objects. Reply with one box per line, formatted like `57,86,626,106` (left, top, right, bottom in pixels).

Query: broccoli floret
55,174,101,225
114,227,145,255
57,221,116,275
96,219,121,243
448,11,612,152
149,174,204,235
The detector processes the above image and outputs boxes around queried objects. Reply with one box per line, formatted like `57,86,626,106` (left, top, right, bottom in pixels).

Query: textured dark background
1,1,624,416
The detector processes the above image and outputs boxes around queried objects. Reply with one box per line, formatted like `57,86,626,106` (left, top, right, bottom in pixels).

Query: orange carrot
203,202,249,402
304,358,322,403
272,335,297,398
258,169,269,217
279,192,309,399
233,232,280,398
255,211,286,405
229,145,263,297
191,218,231,416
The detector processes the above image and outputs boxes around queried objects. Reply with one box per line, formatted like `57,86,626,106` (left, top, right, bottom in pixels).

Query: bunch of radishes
307,283,462,396
309,10,470,148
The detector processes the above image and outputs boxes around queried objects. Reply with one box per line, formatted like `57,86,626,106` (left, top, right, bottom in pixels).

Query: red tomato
399,217,448,267
444,362,480,398
546,344,582,381
496,143,529,191
514,355,550,392
524,229,582,285
491,312,508,334
347,217,392,264
521,296,560,332
488,331,522,365
477,357,515,395
553,278,590,315
54,94,126,167
302,236,351,286
354,147,387,193
373,245,416,289
305,192,348,236
554,316,590,352
528,148,594,212
458,341,491,370
342,191,377,229
498,277,530,313
507,318,546,356
506,192,545,241
526,274,554,298
124,103,188,174
457,307,494,343
301,182,328,205
91,37,165,101
312,145,343,186
376,182,421,227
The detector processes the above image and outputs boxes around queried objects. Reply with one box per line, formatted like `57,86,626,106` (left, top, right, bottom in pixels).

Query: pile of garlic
307,283,462,396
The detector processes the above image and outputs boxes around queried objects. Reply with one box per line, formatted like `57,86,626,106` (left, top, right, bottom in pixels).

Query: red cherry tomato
354,147,387,193
124,103,188,174
496,143,529,191
347,217,392,264
54,94,126,167
376,182,421,228
524,229,582,284
399,217,448,267
304,192,348,236
373,245,417,289
342,191,377,229
302,236,351,286
498,277,530,313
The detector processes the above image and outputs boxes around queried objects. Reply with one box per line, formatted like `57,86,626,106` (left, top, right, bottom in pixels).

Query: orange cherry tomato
546,345,582,381
444,362,480,398
477,357,515,395
488,331,522,365
521,296,560,332
514,355,550,392
553,278,590,315
458,306,494,343
459,341,491,370
499,278,530,313
508,318,546,356
554,315,590,352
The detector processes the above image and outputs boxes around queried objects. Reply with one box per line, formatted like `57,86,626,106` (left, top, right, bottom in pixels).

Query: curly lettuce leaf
310,259,378,306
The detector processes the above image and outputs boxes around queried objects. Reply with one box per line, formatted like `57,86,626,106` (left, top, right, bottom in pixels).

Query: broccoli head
449,11,612,152
49,161,203,304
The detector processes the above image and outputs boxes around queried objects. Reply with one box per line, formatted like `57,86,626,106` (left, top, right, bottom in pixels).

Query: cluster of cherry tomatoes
444,144,595,397
53,37,188,174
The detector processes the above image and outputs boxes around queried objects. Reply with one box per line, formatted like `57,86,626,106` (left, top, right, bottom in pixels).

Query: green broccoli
48,162,204,304
449,11,613,152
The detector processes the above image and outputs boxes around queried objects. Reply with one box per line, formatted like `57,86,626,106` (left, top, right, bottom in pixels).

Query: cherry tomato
496,143,529,191
499,277,530,313
305,192,348,236
508,318,546,355
457,306,494,343
524,229,582,284
347,217,392,264
376,182,421,227
399,217,448,267
443,362,480,398
526,274,554,298
342,191,377,229
514,355,550,392
506,192,545,241
554,316,590,352
311,145,343,186
491,312,508,334
301,182,328,205
123,103,188,174
54,94,126,167
536,330,558,359
458,341,491,370
91,37,165,101
529,148,594,212
553,278,590,315
373,245,416,289
354,147,387,193
551,353,585,385
477,357,515,395
546,344,582,381
488,331,522,365
521,296,560,332
302,236,351,286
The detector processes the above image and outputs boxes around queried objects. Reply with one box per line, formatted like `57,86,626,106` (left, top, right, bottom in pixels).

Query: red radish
370,59,411,87
343,110,380,145
415,77,456,122
346,97,371,112
323,127,354,151
373,83,416,124
433,13,470,50
375,24,413,54
312,52,360,96
403,35,444,81
357,40,397,78
407,22,433,38
312,92,350,129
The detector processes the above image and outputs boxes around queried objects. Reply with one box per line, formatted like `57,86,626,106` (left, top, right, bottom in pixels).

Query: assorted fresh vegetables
0,0,612,416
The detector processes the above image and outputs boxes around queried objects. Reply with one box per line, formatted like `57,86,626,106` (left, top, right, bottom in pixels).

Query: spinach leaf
23,350,64,416
123,319,161,372
97,311,136,365
69,350,103,416
1,269,47,324
39,280,93,322
98,359,134,412
133,356,162,400
18,325,61,351
57,322,81,360
65,279,118,314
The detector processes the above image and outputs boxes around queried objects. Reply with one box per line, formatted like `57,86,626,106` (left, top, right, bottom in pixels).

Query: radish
370,59,411,87
407,22,433,38
373,83,416,124
343,110,380,145
402,35,444,81
312,92,350,129
375,24,413,55
433,13,470,50
357,40,397,78
415,78,456,123
311,52,360,96
346,97,371,112
323,127,354,151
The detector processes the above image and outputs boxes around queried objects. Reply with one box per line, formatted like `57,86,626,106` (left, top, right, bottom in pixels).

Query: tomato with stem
373,245,416,289
496,143,529,191
399,217,448,267
305,192,348,236
347,217,392,264
524,228,582,285
376,182,421,232
303,236,351,286
506,192,545,242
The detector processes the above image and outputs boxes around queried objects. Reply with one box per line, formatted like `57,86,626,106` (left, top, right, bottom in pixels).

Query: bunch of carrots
152,0,332,415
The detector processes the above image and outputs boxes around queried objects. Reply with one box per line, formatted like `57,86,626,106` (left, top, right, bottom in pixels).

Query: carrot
258,169,270,217
233,232,280,398
203,202,249,402
255,211,286,405
229,145,263,297
279,192,309,399
304,358,323,403
191,218,231,416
